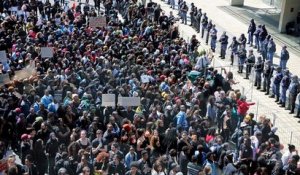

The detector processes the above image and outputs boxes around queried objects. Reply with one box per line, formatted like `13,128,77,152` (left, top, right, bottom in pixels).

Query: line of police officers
178,1,300,120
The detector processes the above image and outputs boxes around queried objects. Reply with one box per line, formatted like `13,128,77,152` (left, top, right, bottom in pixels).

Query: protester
0,0,298,175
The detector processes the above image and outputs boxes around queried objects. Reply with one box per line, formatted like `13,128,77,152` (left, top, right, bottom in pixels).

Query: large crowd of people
0,0,300,175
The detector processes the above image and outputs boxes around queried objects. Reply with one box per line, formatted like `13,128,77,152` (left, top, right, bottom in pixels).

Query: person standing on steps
237,45,247,74
259,25,268,52
288,75,300,114
280,45,290,70
278,69,291,108
210,24,217,52
238,33,247,49
192,7,198,29
267,38,276,65
254,56,263,90
219,31,228,59
189,3,195,26
270,67,283,103
201,13,208,38
247,19,256,47
253,25,262,50
180,1,188,25
196,9,202,33
206,20,213,45
228,36,239,65
261,60,274,95
261,35,271,62
245,49,255,79
170,0,175,9
294,91,300,120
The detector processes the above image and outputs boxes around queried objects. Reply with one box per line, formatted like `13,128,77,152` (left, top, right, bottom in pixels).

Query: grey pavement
151,0,300,150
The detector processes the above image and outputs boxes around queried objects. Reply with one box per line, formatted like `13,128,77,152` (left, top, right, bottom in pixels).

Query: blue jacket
176,111,188,130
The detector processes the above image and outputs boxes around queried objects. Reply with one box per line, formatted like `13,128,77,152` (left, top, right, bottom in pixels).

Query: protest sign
118,97,141,106
141,75,150,83
101,94,116,107
41,47,53,58
13,62,36,81
89,17,106,28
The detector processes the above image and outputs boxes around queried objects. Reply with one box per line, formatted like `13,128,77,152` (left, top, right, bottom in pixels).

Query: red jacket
237,100,255,116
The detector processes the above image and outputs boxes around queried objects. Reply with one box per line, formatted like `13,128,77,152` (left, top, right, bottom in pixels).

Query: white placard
41,47,53,58
101,94,116,107
118,97,141,106
0,51,7,63
11,7,18,12
141,75,150,83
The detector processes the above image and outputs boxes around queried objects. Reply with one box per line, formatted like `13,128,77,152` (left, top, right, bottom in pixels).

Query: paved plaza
151,0,300,149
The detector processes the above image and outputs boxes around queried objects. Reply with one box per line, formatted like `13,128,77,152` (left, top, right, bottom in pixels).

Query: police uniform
261,37,269,62
245,51,255,79
205,21,212,45
254,57,263,89
201,14,208,38
196,9,202,33
237,47,247,73
271,67,283,102
288,76,299,114
192,7,198,29
278,70,290,107
210,26,217,52
190,4,195,26
219,32,228,59
228,37,239,65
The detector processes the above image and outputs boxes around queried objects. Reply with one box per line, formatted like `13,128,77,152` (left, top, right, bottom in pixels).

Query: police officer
190,3,195,26
180,1,188,25
192,7,198,29
267,38,276,65
253,25,262,50
201,13,208,38
271,67,283,103
206,20,213,45
280,45,289,70
196,9,202,33
237,45,247,74
210,24,217,52
247,19,256,47
228,36,239,65
261,35,271,62
288,75,299,114
262,60,273,95
254,57,263,90
219,31,228,59
278,70,290,108
245,49,256,80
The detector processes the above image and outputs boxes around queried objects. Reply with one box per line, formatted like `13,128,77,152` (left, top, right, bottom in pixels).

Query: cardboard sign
89,17,106,28
101,94,116,107
118,97,141,106
41,47,53,58
13,63,36,81
0,51,7,63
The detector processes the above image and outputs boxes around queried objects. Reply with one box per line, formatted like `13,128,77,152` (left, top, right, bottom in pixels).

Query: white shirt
281,151,297,167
